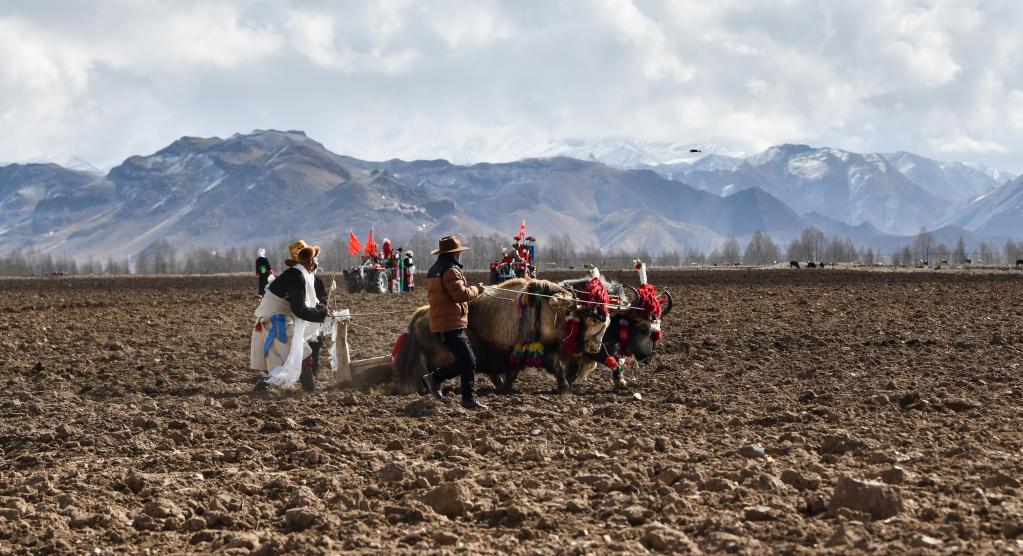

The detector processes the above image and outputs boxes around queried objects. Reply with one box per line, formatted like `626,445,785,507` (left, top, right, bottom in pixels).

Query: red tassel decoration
617,320,630,357
562,317,581,357
635,283,662,319
390,332,407,369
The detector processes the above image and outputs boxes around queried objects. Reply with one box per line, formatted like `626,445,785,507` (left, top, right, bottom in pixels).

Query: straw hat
431,235,470,255
285,239,320,266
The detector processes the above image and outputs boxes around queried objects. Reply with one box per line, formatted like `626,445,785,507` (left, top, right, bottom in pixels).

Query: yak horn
659,289,673,318
624,285,639,306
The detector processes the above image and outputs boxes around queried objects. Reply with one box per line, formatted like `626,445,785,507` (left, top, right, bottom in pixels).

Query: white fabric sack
325,309,350,376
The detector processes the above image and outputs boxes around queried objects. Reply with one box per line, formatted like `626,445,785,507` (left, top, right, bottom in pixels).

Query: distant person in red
255,248,273,295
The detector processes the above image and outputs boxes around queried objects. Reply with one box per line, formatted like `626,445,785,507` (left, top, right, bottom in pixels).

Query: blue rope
263,313,287,355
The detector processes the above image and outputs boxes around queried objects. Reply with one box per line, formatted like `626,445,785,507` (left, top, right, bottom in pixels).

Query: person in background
255,248,273,295
420,235,488,410
402,249,416,292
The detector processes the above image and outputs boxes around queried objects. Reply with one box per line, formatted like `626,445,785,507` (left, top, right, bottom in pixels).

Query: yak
558,276,673,390
392,278,611,394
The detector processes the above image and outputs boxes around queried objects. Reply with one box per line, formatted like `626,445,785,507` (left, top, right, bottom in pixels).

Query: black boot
251,376,270,396
299,356,315,392
461,392,488,410
421,372,443,399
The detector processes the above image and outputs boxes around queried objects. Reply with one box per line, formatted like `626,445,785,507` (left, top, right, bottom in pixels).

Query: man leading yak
251,240,328,394
419,235,489,410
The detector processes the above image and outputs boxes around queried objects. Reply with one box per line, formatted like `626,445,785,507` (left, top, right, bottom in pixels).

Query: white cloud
284,9,420,73
1010,91,1023,130
597,0,693,82
1,0,1022,172
932,135,1009,155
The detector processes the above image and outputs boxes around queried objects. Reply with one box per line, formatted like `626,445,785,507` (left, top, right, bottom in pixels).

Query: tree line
2,227,1021,277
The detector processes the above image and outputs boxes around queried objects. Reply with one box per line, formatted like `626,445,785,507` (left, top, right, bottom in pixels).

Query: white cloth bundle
323,309,350,376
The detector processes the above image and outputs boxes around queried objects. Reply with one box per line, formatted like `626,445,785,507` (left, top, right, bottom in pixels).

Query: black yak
558,273,673,390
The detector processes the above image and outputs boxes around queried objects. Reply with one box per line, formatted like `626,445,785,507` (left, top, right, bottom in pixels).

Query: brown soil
1,269,1022,554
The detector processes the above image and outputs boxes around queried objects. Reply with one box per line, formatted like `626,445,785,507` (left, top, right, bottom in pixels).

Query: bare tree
721,238,741,264
800,227,825,262
1004,238,1020,265
979,241,997,264
861,247,875,265
744,231,779,265
913,227,932,264
953,236,966,264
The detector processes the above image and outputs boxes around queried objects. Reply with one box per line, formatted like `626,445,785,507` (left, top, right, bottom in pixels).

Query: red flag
365,228,378,257
347,231,362,256
516,220,526,240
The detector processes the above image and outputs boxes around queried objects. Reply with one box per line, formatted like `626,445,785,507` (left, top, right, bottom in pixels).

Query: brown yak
393,278,610,394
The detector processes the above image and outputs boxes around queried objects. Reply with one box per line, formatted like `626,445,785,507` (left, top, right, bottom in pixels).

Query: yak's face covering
618,285,672,364
580,311,611,355
621,314,660,363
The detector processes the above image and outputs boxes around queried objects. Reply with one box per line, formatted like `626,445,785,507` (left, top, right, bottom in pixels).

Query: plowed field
2,269,1022,554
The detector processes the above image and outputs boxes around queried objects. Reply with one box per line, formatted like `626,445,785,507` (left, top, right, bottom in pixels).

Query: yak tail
393,321,426,394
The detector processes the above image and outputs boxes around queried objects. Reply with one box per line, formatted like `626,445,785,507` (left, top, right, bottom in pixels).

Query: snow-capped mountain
884,151,1012,203
4,132,1021,260
0,131,801,259
517,138,745,168
656,144,951,235
0,163,111,244
938,175,1023,237
25,155,104,175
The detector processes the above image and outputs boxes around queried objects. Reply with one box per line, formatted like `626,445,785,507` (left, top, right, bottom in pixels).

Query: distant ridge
1,130,1019,259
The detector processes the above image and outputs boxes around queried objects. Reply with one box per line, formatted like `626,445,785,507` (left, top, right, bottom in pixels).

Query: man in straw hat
420,235,489,409
251,240,328,393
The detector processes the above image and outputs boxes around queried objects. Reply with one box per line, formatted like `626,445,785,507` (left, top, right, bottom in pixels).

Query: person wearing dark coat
255,248,273,295
419,235,488,410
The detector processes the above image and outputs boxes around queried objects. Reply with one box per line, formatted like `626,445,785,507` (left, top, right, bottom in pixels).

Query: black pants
258,276,270,295
299,339,322,392
434,329,477,399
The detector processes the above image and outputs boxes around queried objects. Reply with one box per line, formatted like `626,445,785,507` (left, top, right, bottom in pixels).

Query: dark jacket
427,254,482,332
256,256,272,277
267,266,327,323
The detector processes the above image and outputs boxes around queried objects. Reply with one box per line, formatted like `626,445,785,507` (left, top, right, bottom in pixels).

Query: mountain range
1,131,1019,260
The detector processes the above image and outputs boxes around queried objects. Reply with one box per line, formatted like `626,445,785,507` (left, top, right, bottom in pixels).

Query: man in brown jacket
420,235,488,409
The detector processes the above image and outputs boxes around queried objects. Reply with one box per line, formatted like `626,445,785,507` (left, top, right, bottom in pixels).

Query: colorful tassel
510,341,545,370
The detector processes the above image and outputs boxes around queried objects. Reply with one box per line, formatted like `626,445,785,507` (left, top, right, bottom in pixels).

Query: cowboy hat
285,239,320,266
431,235,471,255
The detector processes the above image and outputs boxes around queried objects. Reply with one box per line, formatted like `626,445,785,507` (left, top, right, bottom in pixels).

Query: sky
2,0,1022,172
